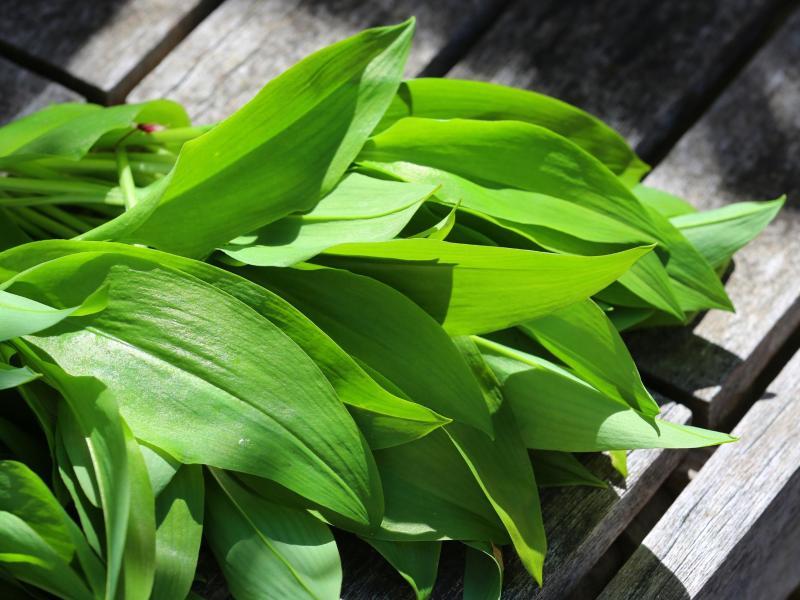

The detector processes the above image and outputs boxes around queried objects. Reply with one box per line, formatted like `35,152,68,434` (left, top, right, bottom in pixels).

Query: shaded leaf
206,469,341,600
363,539,440,599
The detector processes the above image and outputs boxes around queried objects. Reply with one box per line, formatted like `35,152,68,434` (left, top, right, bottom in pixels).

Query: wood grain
0,0,215,100
0,56,80,124
626,8,800,427
336,402,691,599
448,0,785,159
128,0,490,123
599,351,800,600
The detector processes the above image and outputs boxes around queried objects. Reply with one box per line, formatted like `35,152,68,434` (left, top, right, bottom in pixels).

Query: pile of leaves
0,19,782,600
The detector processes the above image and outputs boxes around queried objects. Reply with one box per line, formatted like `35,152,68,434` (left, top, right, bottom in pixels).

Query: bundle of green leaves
0,18,782,600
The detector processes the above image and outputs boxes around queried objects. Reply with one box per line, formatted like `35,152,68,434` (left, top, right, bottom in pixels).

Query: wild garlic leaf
206,469,342,600
0,511,94,600
449,336,546,584
374,78,649,185
363,539,441,600
361,117,730,316
0,460,105,597
0,460,77,562
633,185,696,218
254,264,493,436
0,290,77,342
151,465,204,600
670,197,784,269
479,339,736,451
0,362,40,390
531,451,607,489
319,238,653,335
220,173,436,267
463,541,503,600
21,357,149,600
358,163,683,319
0,101,188,168
9,253,382,526
0,240,449,451
520,299,659,416
88,20,415,258
371,429,506,542
409,203,458,240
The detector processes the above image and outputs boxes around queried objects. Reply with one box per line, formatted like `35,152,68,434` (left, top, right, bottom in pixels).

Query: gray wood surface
0,56,80,124
627,7,800,427
448,0,786,159
599,351,800,600
128,0,490,123
0,0,214,101
336,402,691,599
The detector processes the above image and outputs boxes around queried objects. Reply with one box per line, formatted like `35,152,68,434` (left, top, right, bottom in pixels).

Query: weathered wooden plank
0,56,80,124
0,0,216,101
335,402,691,599
128,0,492,123
600,350,800,600
448,0,787,159
626,7,800,427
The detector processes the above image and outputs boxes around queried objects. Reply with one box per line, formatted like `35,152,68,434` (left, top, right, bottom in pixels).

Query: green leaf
478,338,736,452
120,419,157,600
0,362,40,390
0,461,104,599
0,104,99,159
633,185,696,218
359,163,683,319
448,337,546,584
0,240,448,451
206,468,342,600
319,238,653,335
519,299,659,416
607,450,628,478
221,173,435,267
252,263,493,436
0,511,94,600
0,460,76,562
139,443,180,498
45,367,133,600
409,202,458,240
85,20,416,258
361,117,730,314
463,541,503,600
375,78,649,184
9,253,381,526
0,290,76,342
361,117,659,237
363,539,440,600
151,465,204,600
0,101,188,168
531,451,607,489
670,197,784,269
371,430,506,542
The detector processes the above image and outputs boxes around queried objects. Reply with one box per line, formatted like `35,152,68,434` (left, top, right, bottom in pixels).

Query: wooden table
2,0,798,597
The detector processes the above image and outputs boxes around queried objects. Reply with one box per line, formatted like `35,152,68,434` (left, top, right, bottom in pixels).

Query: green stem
0,177,111,195
105,125,211,150
116,149,138,210
0,194,116,207
8,210,49,239
14,207,80,239
36,205,93,233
